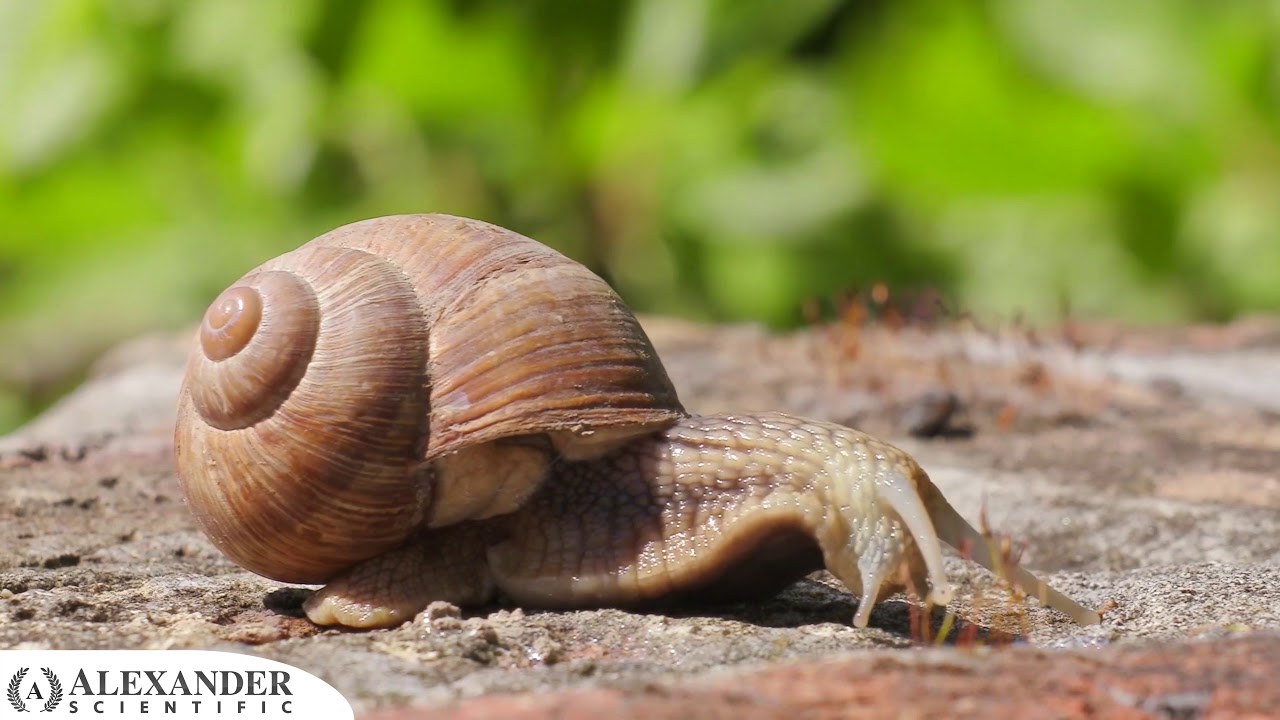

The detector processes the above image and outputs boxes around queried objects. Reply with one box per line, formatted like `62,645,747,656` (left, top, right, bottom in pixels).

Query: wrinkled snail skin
303,413,1102,629
175,213,1102,631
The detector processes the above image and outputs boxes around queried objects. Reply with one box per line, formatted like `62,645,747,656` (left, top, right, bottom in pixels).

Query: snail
174,214,1101,630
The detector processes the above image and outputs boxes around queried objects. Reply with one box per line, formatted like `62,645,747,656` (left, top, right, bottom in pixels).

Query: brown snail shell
175,214,685,583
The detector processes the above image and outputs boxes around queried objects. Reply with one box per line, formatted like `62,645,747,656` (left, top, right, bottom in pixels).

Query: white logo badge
0,651,352,718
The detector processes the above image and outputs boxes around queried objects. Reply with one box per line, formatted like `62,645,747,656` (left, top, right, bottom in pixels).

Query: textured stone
3,316,1280,718
367,633,1280,720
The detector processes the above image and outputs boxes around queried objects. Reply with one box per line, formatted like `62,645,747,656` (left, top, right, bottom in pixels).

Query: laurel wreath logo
40,668,62,712
7,667,28,712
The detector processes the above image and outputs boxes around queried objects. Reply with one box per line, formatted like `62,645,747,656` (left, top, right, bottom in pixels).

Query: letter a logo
5,667,63,713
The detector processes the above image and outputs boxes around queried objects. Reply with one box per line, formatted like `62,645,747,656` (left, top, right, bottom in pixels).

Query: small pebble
901,390,972,439
416,601,464,632
422,600,461,621
528,635,564,665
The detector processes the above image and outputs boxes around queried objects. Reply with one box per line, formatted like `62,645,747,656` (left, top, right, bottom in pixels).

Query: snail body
175,214,1101,629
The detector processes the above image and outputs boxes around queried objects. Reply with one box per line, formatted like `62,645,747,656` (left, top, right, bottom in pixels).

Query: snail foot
302,523,495,629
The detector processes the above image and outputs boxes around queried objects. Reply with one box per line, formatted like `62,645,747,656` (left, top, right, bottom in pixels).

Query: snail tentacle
916,480,1103,626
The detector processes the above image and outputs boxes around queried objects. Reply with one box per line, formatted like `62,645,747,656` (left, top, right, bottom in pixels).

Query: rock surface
3,314,1279,718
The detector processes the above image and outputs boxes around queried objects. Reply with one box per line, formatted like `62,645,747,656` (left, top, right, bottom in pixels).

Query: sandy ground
2,314,1279,716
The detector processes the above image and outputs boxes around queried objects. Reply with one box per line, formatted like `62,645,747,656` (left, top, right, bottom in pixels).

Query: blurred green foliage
3,0,1280,432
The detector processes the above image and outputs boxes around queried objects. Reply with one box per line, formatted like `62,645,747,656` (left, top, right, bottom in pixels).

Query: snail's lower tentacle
303,523,495,628
914,478,1102,626
486,412,953,627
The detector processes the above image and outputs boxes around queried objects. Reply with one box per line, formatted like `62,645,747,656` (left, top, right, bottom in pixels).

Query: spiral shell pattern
188,273,320,430
174,214,687,583
177,245,433,582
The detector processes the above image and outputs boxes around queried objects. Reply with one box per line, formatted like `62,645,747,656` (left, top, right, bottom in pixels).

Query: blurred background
3,0,1280,432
